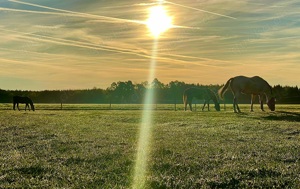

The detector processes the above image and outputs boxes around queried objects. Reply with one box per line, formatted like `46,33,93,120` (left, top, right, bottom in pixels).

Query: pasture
0,104,299,188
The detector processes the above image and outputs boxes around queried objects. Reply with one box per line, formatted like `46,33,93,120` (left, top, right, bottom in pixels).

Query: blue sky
0,0,299,90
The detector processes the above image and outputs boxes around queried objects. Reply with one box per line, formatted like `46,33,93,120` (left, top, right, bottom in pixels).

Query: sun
146,5,173,38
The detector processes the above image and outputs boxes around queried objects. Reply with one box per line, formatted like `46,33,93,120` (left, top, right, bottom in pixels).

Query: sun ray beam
132,39,158,189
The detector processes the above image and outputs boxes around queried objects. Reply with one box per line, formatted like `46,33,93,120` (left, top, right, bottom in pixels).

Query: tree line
0,79,299,104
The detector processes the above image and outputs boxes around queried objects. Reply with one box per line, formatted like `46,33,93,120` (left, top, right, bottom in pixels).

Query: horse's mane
252,76,273,95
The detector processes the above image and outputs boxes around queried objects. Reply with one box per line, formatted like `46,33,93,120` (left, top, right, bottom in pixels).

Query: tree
108,81,135,103
134,82,147,103
150,78,166,105
167,80,186,107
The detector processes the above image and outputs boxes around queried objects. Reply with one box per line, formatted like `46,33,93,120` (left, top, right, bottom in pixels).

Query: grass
0,104,299,188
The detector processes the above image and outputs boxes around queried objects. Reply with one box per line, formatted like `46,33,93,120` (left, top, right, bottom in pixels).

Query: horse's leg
26,103,30,111
25,103,27,111
259,95,264,111
236,104,241,113
13,102,16,110
250,94,256,112
236,92,242,113
235,99,241,113
187,97,193,111
202,100,206,111
233,96,238,113
17,103,20,111
183,96,187,111
233,92,241,113
231,91,237,113
187,96,193,111
188,101,193,111
207,101,210,111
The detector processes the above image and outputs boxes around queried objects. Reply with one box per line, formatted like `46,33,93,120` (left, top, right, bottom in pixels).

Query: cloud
0,0,298,90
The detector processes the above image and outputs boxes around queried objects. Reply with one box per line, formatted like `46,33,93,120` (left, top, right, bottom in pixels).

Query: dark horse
218,76,275,113
13,96,35,111
183,88,221,111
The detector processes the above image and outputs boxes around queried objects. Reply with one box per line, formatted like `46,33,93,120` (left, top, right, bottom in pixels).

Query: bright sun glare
146,6,172,37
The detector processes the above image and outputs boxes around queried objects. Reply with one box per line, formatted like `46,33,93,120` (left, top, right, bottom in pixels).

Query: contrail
0,28,152,59
0,46,79,65
1,29,226,68
0,57,70,71
0,7,78,17
1,28,217,68
0,7,139,25
8,0,143,24
8,0,200,30
165,0,237,20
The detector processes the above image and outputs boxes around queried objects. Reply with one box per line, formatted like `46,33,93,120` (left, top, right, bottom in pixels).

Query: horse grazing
13,96,35,111
218,76,275,113
183,87,220,111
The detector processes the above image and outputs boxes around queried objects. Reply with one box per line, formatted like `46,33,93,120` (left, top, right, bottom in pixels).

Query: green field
1,104,299,188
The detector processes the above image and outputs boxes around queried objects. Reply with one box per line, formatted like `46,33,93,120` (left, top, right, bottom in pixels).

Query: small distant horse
218,76,275,113
183,88,221,111
13,96,35,111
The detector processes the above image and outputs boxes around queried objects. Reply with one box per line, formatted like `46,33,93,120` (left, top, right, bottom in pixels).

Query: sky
0,0,299,90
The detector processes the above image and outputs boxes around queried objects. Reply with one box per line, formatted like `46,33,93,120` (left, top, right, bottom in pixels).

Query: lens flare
132,3,170,188
132,40,158,189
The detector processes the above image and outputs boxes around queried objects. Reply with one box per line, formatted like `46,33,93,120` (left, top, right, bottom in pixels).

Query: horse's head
267,97,276,111
214,103,221,111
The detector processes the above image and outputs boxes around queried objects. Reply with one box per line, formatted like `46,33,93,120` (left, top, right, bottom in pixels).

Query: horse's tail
218,78,233,99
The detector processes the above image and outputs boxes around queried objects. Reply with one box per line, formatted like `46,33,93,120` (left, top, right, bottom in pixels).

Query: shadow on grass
261,111,300,122
15,165,48,178
208,168,292,188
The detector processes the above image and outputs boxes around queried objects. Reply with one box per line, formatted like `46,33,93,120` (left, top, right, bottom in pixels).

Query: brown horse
13,96,35,111
218,76,275,113
183,87,220,111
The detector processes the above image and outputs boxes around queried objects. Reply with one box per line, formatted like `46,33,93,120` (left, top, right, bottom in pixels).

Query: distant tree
134,82,147,103
273,85,300,103
150,78,166,105
167,80,186,110
168,80,185,101
107,82,118,105
0,80,298,105
107,81,135,103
